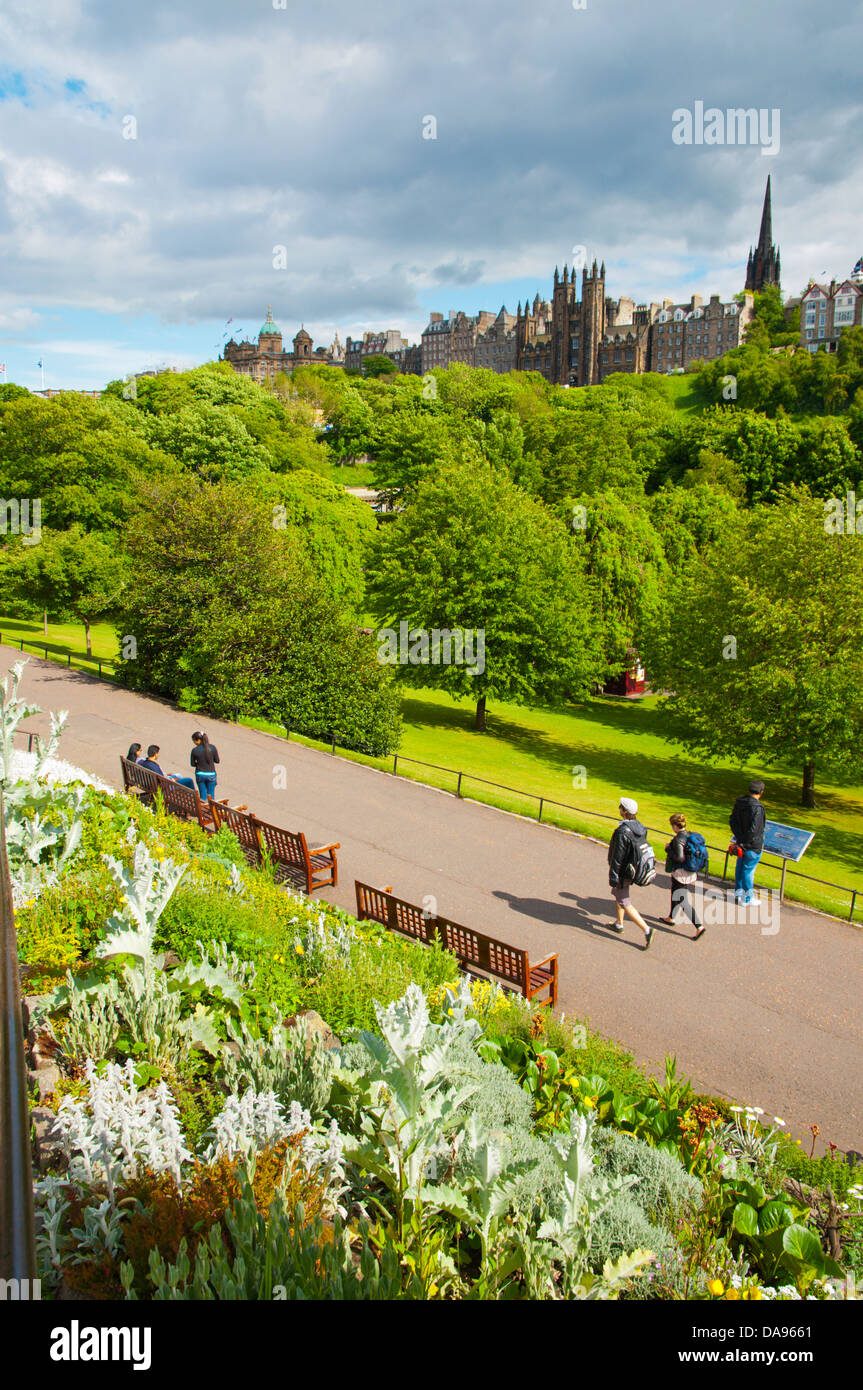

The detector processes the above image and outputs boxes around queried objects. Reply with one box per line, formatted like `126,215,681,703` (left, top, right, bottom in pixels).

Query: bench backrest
211,802,262,850
256,819,310,872
354,881,529,989
437,919,528,992
355,881,434,944
120,756,161,798
160,777,204,824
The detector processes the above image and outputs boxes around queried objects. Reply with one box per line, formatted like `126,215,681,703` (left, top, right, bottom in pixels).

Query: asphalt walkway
5,650,861,1153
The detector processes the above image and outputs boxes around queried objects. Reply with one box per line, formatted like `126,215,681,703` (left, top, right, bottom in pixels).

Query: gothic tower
745,176,781,293
579,259,606,386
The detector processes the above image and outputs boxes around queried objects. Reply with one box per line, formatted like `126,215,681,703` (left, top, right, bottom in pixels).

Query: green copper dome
258,306,281,338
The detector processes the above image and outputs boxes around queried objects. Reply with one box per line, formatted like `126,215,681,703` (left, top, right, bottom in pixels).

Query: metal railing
287,732,863,924
0,794,37,1283
0,631,118,682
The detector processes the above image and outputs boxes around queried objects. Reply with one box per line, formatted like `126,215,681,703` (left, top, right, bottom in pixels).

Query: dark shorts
611,883,632,907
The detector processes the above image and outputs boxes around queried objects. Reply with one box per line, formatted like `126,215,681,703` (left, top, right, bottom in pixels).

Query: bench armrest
310,841,340,854
530,952,558,971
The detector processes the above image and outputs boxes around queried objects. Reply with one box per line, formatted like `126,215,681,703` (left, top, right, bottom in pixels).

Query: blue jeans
170,775,196,790
734,848,761,902
195,771,217,802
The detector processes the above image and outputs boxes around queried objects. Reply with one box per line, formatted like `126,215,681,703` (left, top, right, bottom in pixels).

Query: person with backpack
729,779,766,905
607,797,655,949
660,813,707,939
190,730,220,803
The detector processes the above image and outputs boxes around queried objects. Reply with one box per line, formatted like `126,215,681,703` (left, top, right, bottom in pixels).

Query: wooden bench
210,802,264,869
210,803,339,895
255,818,340,895
354,881,558,1006
119,757,225,832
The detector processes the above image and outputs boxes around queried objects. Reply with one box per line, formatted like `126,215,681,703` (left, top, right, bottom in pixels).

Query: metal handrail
0,794,37,1282
321,739,863,923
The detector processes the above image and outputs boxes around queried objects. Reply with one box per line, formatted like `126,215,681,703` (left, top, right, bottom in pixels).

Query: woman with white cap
607,796,653,948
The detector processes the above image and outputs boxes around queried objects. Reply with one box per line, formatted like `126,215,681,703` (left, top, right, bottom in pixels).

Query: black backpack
629,835,657,887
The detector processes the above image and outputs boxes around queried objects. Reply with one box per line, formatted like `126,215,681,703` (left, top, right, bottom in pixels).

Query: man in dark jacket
729,780,766,905
607,797,653,949
138,745,196,790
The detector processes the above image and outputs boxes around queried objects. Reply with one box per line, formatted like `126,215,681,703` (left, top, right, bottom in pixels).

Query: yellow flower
583,1097,596,1109
726,1288,739,1301
295,944,304,956
749,1287,761,1301
708,1279,724,1296
428,1283,439,1298
447,1008,454,1016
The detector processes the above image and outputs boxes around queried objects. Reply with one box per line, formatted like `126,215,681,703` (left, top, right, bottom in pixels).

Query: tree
367,462,604,730
253,467,376,612
116,478,401,755
0,391,172,533
2,528,127,655
363,354,399,378
641,490,863,806
570,491,667,671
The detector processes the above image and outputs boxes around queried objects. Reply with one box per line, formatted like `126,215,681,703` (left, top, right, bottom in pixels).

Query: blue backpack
683,832,709,874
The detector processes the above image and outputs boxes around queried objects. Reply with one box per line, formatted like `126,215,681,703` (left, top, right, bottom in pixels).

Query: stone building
799,263,863,354
421,312,455,372
222,308,341,380
475,306,517,373
648,293,753,372
344,329,421,374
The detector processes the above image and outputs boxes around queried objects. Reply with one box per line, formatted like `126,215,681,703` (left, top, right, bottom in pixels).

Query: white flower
773,1116,786,1126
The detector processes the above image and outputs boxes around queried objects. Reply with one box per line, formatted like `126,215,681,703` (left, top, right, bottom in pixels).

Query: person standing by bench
190,730,220,803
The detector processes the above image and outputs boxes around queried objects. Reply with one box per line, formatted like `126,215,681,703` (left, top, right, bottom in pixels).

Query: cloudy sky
1,0,861,388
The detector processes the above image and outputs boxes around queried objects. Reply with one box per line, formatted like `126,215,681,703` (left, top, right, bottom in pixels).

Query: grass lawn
5,616,861,920
0,616,119,672
315,458,378,488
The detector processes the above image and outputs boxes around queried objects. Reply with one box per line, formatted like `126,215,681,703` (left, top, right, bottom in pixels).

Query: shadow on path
493,888,648,950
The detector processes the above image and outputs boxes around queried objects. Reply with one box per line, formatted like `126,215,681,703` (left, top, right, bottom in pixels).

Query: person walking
138,744,196,789
607,797,653,949
729,779,766,905
190,730,220,803
660,813,706,939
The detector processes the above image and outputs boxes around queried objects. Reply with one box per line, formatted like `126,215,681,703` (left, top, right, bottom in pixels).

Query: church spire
757,176,773,258
746,177,780,293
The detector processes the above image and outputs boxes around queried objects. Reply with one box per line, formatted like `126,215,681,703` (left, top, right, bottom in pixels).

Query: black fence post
284,724,290,741
97,660,102,679
233,707,239,723
331,732,337,755
393,753,398,775
456,771,463,798
538,798,544,823
851,890,858,923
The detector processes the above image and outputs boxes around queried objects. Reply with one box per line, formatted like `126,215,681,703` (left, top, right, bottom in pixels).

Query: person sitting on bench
138,744,196,790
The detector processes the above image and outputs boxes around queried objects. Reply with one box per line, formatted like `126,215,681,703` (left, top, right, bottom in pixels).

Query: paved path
6,651,862,1153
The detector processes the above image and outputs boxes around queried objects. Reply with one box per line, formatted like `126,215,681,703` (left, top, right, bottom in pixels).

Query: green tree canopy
367,461,604,729
117,478,400,754
641,489,863,805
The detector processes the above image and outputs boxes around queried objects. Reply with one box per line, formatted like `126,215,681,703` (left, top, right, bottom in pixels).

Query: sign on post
762,821,815,863
762,820,815,902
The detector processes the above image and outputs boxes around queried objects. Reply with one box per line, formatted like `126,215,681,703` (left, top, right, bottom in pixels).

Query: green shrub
593,1127,702,1224
589,1193,674,1275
